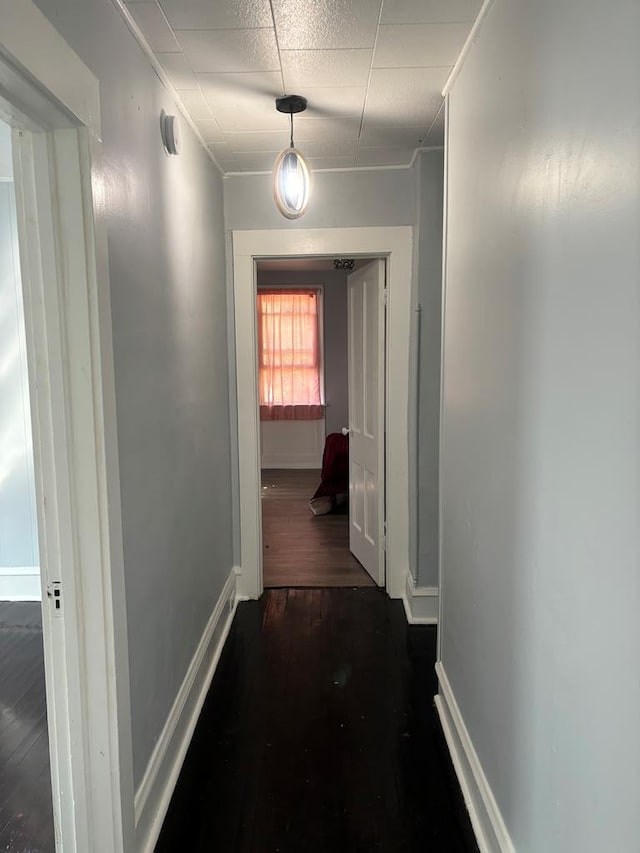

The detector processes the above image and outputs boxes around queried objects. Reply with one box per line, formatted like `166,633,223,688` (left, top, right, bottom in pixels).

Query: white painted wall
0,124,40,601
33,0,234,791
260,419,325,469
440,0,640,850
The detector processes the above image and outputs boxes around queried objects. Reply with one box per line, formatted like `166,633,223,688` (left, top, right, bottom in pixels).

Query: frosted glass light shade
272,146,311,219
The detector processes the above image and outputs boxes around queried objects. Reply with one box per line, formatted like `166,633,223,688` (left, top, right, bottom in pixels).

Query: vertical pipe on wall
408,302,422,578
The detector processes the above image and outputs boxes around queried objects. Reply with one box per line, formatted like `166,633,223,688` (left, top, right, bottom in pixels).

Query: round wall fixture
160,110,180,156
273,95,312,220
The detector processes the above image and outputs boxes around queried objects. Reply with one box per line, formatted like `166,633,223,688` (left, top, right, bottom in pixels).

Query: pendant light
273,95,311,220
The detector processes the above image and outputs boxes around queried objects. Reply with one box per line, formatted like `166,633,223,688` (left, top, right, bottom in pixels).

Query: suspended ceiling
122,0,482,173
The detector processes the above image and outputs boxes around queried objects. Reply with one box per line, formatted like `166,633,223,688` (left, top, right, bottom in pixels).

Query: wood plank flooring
262,470,375,588
0,601,54,853
157,588,477,853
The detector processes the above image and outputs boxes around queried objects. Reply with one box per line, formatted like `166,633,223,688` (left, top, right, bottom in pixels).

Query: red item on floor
312,432,349,499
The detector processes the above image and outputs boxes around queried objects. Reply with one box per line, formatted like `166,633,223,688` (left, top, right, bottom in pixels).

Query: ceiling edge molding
109,0,224,175
223,153,444,179
442,0,496,97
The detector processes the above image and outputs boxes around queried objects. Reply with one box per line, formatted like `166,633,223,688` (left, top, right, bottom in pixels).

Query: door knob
341,427,351,436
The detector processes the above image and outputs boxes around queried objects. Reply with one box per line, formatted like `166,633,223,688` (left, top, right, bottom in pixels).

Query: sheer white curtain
257,289,324,421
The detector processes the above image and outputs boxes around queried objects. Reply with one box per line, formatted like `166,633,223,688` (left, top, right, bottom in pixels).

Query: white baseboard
0,568,41,601
135,566,240,853
435,662,515,853
402,571,438,624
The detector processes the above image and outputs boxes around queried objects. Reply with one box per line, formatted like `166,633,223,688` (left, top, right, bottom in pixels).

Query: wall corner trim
434,663,515,853
402,571,439,624
442,0,496,97
134,566,239,852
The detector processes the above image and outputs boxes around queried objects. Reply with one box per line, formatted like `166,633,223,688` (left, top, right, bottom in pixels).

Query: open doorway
0,117,54,851
255,256,385,589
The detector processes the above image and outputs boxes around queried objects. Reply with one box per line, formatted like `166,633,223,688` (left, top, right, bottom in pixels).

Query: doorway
232,227,412,601
0,117,54,851
256,257,380,588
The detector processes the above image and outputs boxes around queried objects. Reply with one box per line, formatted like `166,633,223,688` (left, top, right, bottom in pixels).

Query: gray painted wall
440,0,640,849
224,168,415,231
415,151,444,587
257,269,349,436
34,0,233,787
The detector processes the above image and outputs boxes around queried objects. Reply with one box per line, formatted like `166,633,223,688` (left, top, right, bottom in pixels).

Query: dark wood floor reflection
262,469,375,587
0,601,54,853
157,588,476,853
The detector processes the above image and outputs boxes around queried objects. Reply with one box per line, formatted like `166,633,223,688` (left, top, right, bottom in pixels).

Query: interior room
257,256,380,589
0,118,54,852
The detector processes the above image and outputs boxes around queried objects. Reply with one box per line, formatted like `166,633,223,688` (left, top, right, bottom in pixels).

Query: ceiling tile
364,67,449,126
281,49,372,89
374,23,469,68
272,0,382,49
156,51,198,89
300,138,358,158
356,147,415,166
381,0,482,24
198,71,285,131
208,142,238,164
303,87,366,119
176,28,280,73
126,2,181,52
359,124,427,148
194,119,225,143
159,0,272,29
236,152,281,171
223,130,290,151
293,116,361,141
176,89,213,120
308,156,357,169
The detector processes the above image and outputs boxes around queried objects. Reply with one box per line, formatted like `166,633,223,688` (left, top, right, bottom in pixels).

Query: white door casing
347,260,385,585
231,227,412,601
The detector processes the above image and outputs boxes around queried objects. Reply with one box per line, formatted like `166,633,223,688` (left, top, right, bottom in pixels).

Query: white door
347,259,385,585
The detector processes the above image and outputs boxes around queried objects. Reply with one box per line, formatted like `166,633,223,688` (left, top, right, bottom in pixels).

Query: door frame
231,227,412,600
1,3,135,850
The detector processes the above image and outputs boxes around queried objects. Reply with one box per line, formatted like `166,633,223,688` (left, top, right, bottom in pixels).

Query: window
257,289,324,420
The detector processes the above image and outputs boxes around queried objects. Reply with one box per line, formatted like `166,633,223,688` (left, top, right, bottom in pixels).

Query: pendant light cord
290,112,294,148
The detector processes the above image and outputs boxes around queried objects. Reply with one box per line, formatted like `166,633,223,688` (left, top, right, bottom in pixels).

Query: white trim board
135,567,241,853
402,572,438,624
0,567,41,601
0,0,100,136
442,0,496,97
435,663,515,853
232,227,413,601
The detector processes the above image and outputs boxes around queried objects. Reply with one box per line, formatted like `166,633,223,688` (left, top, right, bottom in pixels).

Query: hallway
156,588,475,852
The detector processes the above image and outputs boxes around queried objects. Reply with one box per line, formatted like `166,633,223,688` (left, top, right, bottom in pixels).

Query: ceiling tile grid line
121,0,482,172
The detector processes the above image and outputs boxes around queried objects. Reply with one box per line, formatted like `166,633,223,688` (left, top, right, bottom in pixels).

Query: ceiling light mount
275,94,308,116
273,94,311,220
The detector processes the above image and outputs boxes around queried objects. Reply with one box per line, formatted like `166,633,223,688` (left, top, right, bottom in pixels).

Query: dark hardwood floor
262,470,375,588
157,588,476,853
0,601,54,853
